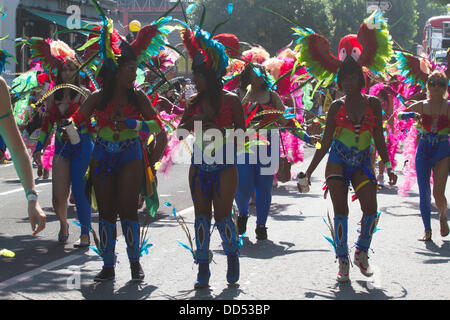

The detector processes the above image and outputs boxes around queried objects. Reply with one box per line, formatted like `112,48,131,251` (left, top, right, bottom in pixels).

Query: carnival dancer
17,38,95,247
394,49,450,197
178,25,246,288
0,46,46,235
398,71,450,241
72,8,170,281
368,75,395,186
13,65,53,179
0,134,6,161
263,48,312,184
306,57,397,282
235,63,291,240
295,11,397,282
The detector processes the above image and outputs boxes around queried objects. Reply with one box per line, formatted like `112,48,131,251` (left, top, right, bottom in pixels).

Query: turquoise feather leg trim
178,240,195,259
140,238,153,256
322,216,337,252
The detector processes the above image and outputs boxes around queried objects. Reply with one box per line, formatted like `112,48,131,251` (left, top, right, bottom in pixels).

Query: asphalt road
1,145,450,302
0,158,193,283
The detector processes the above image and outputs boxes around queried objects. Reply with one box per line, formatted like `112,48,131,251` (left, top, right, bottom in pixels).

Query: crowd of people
0,2,449,287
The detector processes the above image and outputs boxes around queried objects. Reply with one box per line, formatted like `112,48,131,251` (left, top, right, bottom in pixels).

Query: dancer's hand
28,200,46,236
387,170,397,186
113,120,129,131
309,135,322,146
60,127,70,142
112,116,129,131
32,151,42,165
306,170,312,186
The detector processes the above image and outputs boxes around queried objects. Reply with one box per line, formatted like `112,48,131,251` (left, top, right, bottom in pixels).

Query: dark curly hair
188,60,224,119
54,58,80,101
239,63,270,92
97,41,139,111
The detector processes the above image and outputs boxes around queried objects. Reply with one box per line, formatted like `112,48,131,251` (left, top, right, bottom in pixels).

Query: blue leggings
415,135,450,231
235,163,274,227
55,132,94,235
0,135,5,152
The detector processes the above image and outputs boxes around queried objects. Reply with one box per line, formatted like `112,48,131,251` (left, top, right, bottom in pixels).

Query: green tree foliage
415,2,448,48
384,0,419,51
191,0,334,55
429,0,449,7
328,0,366,54
189,0,447,56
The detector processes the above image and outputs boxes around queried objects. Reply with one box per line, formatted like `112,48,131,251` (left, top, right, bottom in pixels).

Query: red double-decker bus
421,15,450,61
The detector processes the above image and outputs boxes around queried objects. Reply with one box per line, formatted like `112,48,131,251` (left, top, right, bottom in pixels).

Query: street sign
366,1,392,13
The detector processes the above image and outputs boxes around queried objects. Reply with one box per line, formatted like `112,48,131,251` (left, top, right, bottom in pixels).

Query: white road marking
0,206,195,291
0,254,84,291
177,206,194,216
0,182,51,197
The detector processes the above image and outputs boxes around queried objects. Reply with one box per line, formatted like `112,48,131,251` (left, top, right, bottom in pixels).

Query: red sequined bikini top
421,113,450,133
334,101,376,134
185,99,234,128
42,101,92,133
95,103,144,130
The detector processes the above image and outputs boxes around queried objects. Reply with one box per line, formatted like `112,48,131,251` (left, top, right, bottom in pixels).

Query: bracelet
26,189,38,201
385,161,393,171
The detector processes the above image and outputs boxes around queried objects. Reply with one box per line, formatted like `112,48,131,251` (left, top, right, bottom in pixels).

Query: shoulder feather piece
131,16,172,68
181,26,229,80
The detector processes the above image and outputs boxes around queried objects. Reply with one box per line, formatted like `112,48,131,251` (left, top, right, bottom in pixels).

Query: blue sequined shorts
91,137,143,179
417,134,450,167
328,140,375,186
54,130,92,160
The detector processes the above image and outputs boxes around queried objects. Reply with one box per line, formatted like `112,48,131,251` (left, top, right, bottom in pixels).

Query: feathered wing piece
223,59,246,91
131,16,173,69
293,28,341,87
80,0,122,69
293,10,392,86
357,10,393,73
15,38,62,77
181,26,229,79
395,51,430,87
213,33,240,58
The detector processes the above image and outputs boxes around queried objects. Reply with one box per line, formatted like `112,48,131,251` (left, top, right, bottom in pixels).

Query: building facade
2,0,193,83
2,0,115,83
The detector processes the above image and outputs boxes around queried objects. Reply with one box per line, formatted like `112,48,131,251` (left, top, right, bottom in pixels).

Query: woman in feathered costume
16,37,96,247
394,49,450,198
0,37,46,236
368,74,396,186
263,48,311,167
10,61,53,178
397,68,450,242
72,0,171,282
177,22,246,288
298,11,397,282
234,62,297,240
